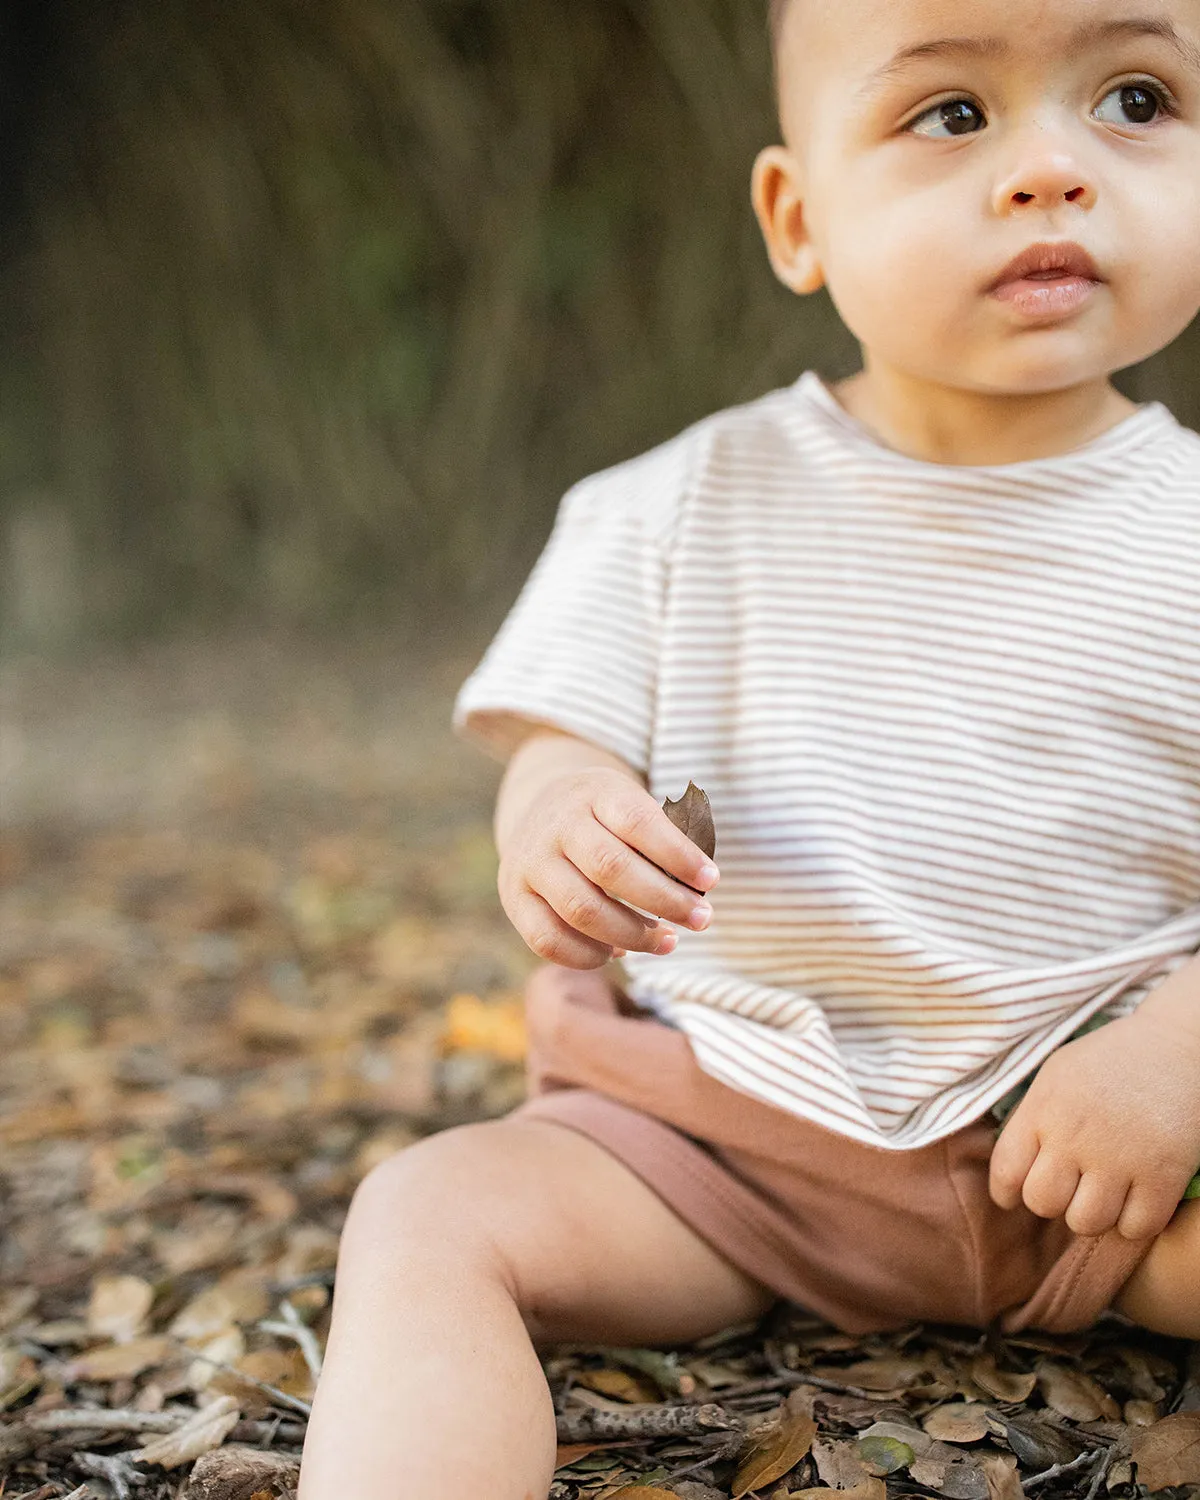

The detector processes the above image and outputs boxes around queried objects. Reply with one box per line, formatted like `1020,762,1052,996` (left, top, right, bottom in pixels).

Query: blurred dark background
0,0,1197,654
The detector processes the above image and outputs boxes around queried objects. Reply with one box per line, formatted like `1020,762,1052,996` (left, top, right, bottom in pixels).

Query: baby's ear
751,146,825,295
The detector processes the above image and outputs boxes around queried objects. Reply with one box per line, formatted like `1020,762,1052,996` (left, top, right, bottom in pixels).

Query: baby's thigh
1111,1198,1200,1339
342,1115,775,1347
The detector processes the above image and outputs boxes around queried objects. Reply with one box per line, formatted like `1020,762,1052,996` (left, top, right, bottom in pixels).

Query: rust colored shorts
508,964,1158,1338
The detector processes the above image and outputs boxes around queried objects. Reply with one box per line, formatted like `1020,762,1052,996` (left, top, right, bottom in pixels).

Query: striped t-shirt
452,369,1200,1150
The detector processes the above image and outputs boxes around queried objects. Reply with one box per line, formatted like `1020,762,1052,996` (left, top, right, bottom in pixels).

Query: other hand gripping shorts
508,964,1159,1337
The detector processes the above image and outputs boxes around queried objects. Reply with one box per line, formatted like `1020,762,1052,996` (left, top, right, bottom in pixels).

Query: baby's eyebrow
855,15,1200,100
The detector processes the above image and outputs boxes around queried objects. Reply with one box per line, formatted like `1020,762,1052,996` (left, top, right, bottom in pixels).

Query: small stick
1023,1448,1105,1489
166,1336,313,1418
73,1452,140,1500
259,1299,323,1383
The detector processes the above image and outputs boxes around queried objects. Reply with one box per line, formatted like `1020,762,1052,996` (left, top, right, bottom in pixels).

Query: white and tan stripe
453,370,1200,1149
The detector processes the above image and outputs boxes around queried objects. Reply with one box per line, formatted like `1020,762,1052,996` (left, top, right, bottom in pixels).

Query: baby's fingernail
697,861,720,890
689,903,713,930
654,930,677,955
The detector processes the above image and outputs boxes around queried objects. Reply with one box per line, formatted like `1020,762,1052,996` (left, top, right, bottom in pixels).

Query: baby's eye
1092,80,1174,126
908,99,986,139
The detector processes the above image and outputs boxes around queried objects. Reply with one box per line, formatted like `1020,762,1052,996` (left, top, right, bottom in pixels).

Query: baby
299,0,1200,1494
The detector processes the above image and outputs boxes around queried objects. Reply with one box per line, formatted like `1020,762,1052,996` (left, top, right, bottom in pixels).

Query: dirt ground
1,628,1198,1499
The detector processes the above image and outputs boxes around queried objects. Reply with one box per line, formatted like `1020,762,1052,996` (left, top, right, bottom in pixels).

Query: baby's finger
1117,1183,1179,1242
510,887,624,971
1064,1171,1130,1238
539,861,677,956
1021,1151,1081,1222
988,1118,1040,1209
591,783,720,895
562,822,712,933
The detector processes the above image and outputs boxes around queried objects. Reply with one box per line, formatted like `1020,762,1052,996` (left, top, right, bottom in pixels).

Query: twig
23,1406,305,1445
555,1402,743,1446
259,1300,323,1383
1082,1446,1116,1500
74,1451,145,1500
1023,1448,1105,1489
167,1336,313,1417
664,1432,746,1482
26,1410,179,1434
765,1362,878,1401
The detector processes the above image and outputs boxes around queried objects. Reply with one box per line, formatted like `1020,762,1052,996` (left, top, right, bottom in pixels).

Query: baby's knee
1111,1198,1200,1339
339,1120,550,1306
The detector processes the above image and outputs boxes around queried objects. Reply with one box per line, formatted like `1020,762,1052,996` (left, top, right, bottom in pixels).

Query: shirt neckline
796,369,1177,478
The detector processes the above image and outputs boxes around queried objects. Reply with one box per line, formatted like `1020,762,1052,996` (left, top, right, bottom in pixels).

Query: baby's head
754,0,1200,395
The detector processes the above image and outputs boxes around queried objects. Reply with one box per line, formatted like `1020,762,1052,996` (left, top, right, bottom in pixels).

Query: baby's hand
497,767,720,971
988,1010,1200,1240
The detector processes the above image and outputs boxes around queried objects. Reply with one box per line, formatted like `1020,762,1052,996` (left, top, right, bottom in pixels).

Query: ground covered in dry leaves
2,634,1200,1499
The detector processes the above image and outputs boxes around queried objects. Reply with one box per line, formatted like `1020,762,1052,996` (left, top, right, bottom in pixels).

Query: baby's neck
830,366,1140,467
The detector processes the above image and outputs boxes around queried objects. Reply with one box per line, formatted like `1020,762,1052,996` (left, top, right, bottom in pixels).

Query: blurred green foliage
0,0,1196,646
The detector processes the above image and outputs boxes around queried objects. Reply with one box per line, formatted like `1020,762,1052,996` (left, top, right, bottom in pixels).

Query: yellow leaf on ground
441,991,527,1062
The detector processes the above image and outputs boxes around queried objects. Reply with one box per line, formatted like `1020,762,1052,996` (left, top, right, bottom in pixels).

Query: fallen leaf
856,1432,916,1474
555,1444,608,1470
576,1368,661,1404
604,1490,678,1499
813,1435,873,1488
1035,1357,1120,1422
1131,1411,1200,1491
63,1335,173,1381
789,1483,885,1500
970,1353,1037,1403
980,1452,1024,1500
133,1394,241,1467
731,1406,817,1496
169,1270,270,1339
992,1410,1087,1471
86,1274,154,1342
908,1452,990,1499
923,1402,993,1443
440,991,527,1063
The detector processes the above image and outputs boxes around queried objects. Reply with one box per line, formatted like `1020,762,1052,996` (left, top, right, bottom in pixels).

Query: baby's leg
1111,1197,1200,1338
297,1115,775,1500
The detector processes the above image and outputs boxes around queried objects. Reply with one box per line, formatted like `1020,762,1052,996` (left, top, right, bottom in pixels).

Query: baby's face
755,0,1200,392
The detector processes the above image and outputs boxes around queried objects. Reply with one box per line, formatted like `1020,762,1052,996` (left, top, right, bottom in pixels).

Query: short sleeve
452,445,684,774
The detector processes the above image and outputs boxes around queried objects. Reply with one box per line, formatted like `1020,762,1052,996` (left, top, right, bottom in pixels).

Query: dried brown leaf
604,1490,678,1499
789,1483,885,1500
63,1335,173,1381
970,1353,1037,1403
1131,1411,1200,1491
85,1274,154,1342
1035,1357,1120,1422
731,1407,817,1496
661,782,716,860
922,1401,993,1443
576,1368,661,1404
133,1395,241,1467
980,1452,1024,1500
813,1435,873,1487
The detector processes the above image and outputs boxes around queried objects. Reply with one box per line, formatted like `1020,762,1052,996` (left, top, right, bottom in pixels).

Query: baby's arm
493,728,719,970
989,956,1200,1240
